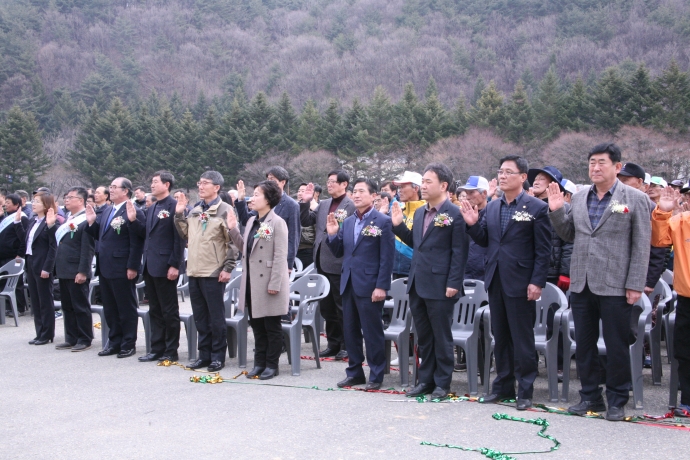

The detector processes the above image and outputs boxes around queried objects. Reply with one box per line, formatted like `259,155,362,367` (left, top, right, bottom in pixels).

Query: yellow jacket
652,207,689,297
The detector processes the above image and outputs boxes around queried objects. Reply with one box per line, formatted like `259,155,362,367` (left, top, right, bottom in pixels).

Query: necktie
105,207,116,229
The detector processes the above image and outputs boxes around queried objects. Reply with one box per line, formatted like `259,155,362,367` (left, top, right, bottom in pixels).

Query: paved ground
1,300,687,459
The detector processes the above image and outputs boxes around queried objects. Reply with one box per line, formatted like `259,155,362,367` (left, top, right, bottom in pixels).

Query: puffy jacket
392,199,426,275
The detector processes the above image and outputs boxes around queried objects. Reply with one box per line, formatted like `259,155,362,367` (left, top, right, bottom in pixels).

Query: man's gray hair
201,171,224,187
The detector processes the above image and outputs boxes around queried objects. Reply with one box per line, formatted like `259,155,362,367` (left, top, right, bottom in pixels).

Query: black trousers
143,270,180,356
59,278,93,345
409,283,455,390
25,257,54,341
570,283,632,408
188,276,227,362
488,273,537,399
247,297,283,369
100,277,139,351
316,254,345,351
296,247,313,269
342,281,386,383
675,295,690,406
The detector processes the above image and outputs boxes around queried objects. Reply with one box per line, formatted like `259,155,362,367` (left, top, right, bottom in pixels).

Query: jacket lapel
575,190,593,233
421,200,449,244
500,193,526,240
105,205,125,236
251,210,275,253
352,211,371,253
593,181,622,233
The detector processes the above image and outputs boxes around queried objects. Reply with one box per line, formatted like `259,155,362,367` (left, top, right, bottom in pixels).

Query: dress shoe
430,387,449,400
605,406,626,421
516,398,533,411
71,344,91,352
480,393,515,404
405,383,434,397
259,367,279,380
138,353,163,362
158,354,179,362
98,347,120,357
337,376,366,388
365,382,382,391
246,366,266,378
567,399,606,415
673,404,690,417
28,338,38,345
319,347,339,358
454,363,467,371
117,349,136,358
55,342,74,350
208,361,225,372
34,339,53,345
188,358,211,369
334,350,348,361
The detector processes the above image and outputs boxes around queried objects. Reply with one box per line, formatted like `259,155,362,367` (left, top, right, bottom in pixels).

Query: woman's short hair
255,180,282,209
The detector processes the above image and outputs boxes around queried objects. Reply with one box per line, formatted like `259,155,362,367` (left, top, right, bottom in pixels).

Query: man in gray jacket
548,143,651,421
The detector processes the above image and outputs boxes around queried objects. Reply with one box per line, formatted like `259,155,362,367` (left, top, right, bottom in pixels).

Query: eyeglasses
108,185,124,190
63,195,82,201
197,181,214,187
496,170,522,177
326,180,339,185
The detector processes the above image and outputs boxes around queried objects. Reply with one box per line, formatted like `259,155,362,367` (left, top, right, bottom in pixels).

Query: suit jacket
55,210,95,280
300,196,356,274
238,209,290,318
15,217,58,275
0,213,30,260
85,202,145,279
550,180,651,296
466,192,551,297
393,199,469,300
130,195,186,278
325,208,395,297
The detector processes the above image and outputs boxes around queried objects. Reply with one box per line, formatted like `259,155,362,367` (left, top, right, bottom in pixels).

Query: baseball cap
527,166,565,192
618,162,645,181
670,179,684,188
681,183,690,194
392,171,422,187
560,179,577,195
644,173,651,185
459,176,489,191
650,176,668,188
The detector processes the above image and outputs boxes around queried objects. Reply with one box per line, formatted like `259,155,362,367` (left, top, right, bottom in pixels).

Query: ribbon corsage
433,213,453,227
254,222,273,240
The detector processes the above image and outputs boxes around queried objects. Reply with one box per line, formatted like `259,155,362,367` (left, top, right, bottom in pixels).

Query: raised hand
546,181,565,212
46,207,56,227
326,212,339,236
487,178,498,198
301,182,315,203
390,201,404,226
226,208,238,230
175,199,186,215
14,206,22,221
237,180,246,200
85,204,97,225
125,199,137,222
458,199,478,226
658,186,676,212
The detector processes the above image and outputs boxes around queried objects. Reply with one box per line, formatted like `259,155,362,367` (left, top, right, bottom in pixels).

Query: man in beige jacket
175,171,242,372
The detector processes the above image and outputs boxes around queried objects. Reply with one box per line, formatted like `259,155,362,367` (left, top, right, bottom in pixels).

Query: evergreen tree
592,67,631,133
470,80,505,130
51,89,78,130
362,86,395,155
174,110,201,189
391,83,423,150
472,76,486,105
532,67,563,141
0,106,50,191
169,92,186,120
274,92,298,153
559,76,593,132
421,89,449,146
320,99,346,155
340,99,369,171
193,91,210,121
654,60,690,132
448,93,469,136
626,63,659,126
242,91,277,161
153,107,181,174
503,80,535,144
296,99,321,152
132,106,157,174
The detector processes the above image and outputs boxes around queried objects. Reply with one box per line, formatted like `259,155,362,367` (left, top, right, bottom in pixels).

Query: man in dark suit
127,171,186,362
460,155,552,410
391,163,470,400
325,178,395,390
54,187,96,352
85,177,145,358
299,170,356,360
0,193,30,316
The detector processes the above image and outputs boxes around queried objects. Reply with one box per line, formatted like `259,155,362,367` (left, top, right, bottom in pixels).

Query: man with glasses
460,155,551,411
174,171,242,372
54,187,95,352
85,177,145,358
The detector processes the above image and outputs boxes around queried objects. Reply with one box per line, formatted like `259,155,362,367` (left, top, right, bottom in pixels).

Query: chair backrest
293,257,303,273
0,259,25,294
223,275,243,318
388,278,410,329
647,278,672,311
451,288,487,333
463,279,488,304
534,283,566,337
661,269,673,289
290,274,329,323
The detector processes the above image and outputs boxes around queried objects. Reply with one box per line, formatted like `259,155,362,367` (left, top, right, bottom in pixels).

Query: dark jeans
25,258,54,341
188,276,227,362
248,299,283,369
570,283,632,408
59,278,93,346
316,256,344,351
144,270,180,356
100,277,139,351
676,295,690,406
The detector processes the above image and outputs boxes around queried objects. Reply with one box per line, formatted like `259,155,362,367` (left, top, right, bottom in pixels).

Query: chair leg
466,343,478,396
669,356,680,408
9,293,19,327
0,297,6,325
186,319,197,361
651,328,663,385
227,327,237,358
545,348,559,402
630,344,644,410
399,335,409,388
308,327,321,369
238,319,247,368
290,327,301,376
384,339,391,375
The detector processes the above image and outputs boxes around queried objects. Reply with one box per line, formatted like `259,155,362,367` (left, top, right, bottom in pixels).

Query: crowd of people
1,142,689,420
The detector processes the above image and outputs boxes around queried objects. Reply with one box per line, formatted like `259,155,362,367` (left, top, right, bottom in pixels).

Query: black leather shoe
405,383,434,397
138,353,163,362
430,387,449,400
98,347,120,356
605,406,626,421
259,367,279,380
34,339,53,345
188,358,212,369
568,399,606,415
117,349,136,358
158,354,179,362
480,393,515,404
516,398,533,411
71,343,91,352
28,338,38,345
208,361,224,372
334,350,348,361
319,347,339,358
55,342,74,350
337,376,366,388
246,366,265,378
365,382,382,391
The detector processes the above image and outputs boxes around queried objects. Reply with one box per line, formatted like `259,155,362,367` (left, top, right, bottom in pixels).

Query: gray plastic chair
451,279,489,395
91,305,109,349
137,308,152,353
668,311,680,408
224,275,246,367
177,273,189,302
180,313,197,360
293,262,314,280
661,269,676,363
384,278,412,387
0,259,25,327
645,278,672,385
283,274,329,376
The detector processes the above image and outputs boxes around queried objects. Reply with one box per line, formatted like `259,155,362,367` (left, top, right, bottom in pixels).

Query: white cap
392,171,423,187
560,179,577,195
644,173,651,185
460,176,490,191
650,176,668,187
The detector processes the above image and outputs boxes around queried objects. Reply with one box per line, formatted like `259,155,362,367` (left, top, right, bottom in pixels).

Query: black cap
618,163,645,181
33,187,51,195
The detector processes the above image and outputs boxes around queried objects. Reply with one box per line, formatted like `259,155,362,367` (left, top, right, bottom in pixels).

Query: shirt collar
355,206,374,220
590,180,618,197
426,199,447,212
197,196,220,211
501,190,524,205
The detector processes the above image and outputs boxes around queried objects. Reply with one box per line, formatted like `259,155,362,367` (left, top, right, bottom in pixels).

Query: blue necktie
105,207,116,230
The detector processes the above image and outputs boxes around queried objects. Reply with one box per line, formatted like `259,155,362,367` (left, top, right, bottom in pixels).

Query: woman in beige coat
230,180,290,380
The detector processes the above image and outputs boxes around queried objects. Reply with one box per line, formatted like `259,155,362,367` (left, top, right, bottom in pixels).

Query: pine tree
51,89,78,130
559,77,593,132
243,91,277,161
470,80,505,130
296,99,321,152
169,92,186,120
626,63,659,126
363,86,394,155
174,111,201,189
448,93,469,136
193,91,210,121
421,89,449,146
472,76,486,105
391,83,423,150
503,80,535,144
274,92,298,153
0,106,50,191
153,107,181,174
133,106,157,175
340,99,369,171
532,67,563,141
320,99,346,155
592,67,631,133
654,60,690,132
